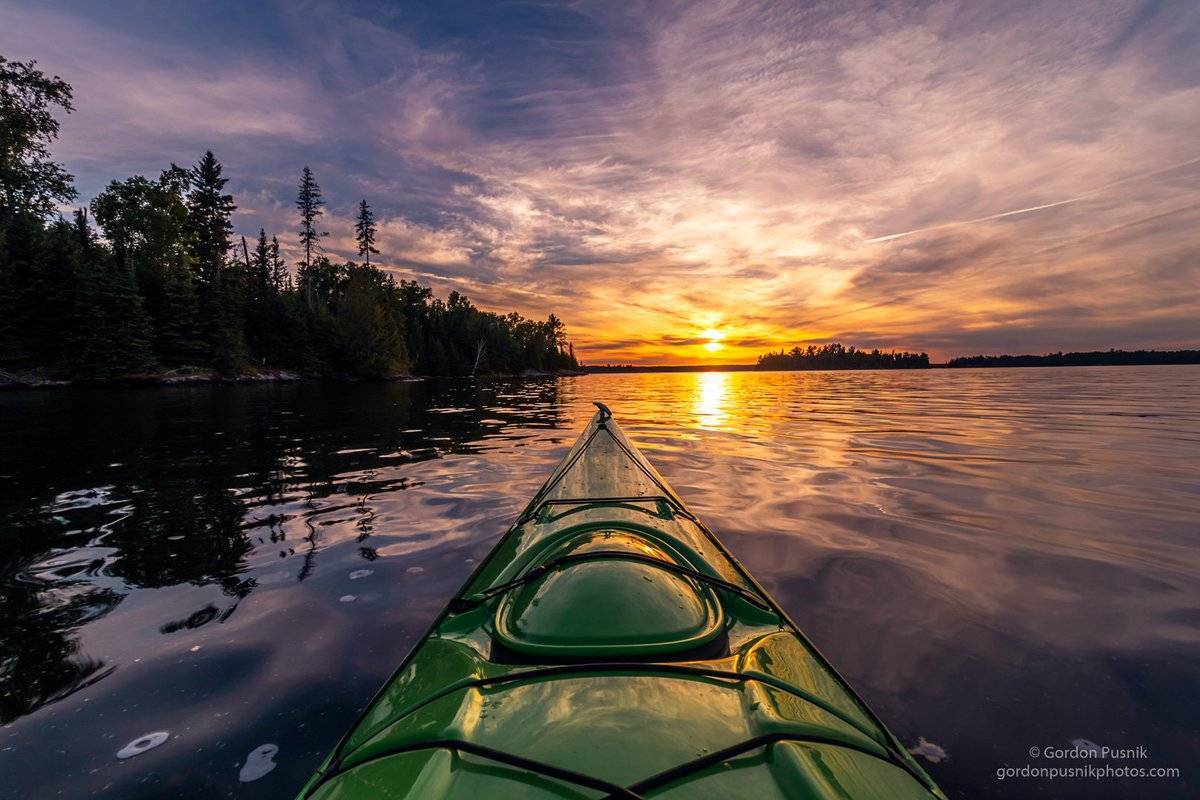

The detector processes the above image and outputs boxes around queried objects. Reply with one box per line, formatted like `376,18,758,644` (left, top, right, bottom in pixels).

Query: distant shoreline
580,362,1198,374
579,363,1199,374
585,349,1200,374
582,364,760,373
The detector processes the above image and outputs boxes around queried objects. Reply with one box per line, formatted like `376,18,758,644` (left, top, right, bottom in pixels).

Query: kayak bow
300,405,945,799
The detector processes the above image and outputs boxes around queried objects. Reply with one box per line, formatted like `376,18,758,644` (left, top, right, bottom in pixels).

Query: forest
0,57,577,382
947,349,1200,368
756,343,930,370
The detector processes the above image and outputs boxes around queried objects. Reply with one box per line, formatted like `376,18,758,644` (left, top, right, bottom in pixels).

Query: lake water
2,367,1198,799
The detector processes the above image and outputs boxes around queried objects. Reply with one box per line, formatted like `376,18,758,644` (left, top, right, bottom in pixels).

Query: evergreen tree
250,228,272,302
244,228,294,365
186,152,235,285
70,215,156,378
334,266,407,375
0,215,81,370
353,199,378,266
269,235,289,291
156,253,205,366
55,209,94,366
0,210,47,367
186,151,243,369
32,217,84,367
295,166,325,306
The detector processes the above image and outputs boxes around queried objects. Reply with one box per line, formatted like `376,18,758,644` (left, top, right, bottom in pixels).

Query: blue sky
2,0,1198,362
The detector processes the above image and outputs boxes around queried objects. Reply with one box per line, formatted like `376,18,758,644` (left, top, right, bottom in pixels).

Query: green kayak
299,405,945,799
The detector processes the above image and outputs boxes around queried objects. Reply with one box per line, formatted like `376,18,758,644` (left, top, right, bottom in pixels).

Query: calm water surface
2,367,1198,799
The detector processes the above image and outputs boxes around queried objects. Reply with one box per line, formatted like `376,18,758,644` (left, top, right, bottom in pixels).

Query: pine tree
34,217,85,368
0,214,82,370
295,166,325,306
55,209,94,367
70,215,156,379
186,151,235,286
185,151,243,369
251,228,272,302
354,199,378,266
156,253,205,366
335,269,405,375
244,228,293,366
269,235,289,291
0,210,46,368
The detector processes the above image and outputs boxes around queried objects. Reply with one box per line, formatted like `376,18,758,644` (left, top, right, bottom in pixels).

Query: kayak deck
299,406,944,799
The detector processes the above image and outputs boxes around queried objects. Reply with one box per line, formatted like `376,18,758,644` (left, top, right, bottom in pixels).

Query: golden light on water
693,371,730,429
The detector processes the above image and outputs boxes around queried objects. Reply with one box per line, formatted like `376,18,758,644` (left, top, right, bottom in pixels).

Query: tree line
756,343,930,370
947,349,1200,368
0,56,577,381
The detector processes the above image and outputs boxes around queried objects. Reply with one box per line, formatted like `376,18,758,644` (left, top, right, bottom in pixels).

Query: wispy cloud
866,155,1200,242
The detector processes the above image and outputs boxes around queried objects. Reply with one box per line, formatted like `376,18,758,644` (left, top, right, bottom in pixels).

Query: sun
700,328,725,353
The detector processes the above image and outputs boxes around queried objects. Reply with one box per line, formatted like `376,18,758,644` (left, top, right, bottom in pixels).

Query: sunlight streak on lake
692,371,730,430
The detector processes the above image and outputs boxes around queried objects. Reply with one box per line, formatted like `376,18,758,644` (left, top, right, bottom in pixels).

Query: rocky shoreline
0,367,305,391
0,367,583,391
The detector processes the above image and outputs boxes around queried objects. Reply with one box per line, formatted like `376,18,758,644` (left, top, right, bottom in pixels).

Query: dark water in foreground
2,367,1198,799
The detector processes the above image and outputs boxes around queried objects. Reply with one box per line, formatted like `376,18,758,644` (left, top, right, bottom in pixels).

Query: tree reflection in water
0,378,567,723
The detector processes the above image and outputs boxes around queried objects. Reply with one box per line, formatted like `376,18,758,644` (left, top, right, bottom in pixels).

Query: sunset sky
2,0,1198,363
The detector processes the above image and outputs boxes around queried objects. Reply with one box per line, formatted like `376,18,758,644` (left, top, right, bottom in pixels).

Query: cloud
0,5,322,179
2,0,1198,362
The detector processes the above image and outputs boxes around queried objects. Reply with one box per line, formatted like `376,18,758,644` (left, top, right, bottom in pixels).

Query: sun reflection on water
693,371,730,429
